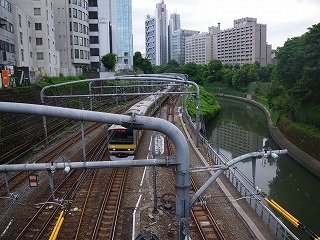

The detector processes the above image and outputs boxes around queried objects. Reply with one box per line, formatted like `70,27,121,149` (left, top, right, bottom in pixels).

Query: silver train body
107,83,174,159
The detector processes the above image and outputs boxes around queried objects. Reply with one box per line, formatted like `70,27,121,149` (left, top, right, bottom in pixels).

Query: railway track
1,90,228,239
0,123,103,199
165,95,227,240
13,130,109,239
189,177,226,240
10,99,143,239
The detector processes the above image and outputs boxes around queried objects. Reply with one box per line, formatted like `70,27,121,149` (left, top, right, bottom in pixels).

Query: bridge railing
185,114,298,240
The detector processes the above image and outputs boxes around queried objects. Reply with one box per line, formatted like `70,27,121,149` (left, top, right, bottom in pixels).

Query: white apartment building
54,0,90,75
217,17,270,66
12,0,60,77
185,31,214,65
11,6,33,70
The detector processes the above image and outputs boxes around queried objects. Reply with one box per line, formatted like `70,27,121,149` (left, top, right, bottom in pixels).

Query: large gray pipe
0,102,191,239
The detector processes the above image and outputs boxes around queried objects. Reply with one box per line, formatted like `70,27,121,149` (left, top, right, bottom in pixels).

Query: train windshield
109,128,134,144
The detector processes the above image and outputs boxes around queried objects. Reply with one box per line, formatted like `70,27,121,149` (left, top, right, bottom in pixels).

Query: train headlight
128,149,131,151
113,148,115,151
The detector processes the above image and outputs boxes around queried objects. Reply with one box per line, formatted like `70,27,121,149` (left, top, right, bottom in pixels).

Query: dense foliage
270,23,320,127
133,52,154,74
101,53,117,71
187,85,221,123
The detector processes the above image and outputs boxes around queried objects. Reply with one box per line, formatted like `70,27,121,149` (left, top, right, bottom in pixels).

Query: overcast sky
132,0,320,53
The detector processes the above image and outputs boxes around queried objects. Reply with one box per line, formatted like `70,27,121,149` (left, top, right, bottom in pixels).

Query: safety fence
185,114,298,240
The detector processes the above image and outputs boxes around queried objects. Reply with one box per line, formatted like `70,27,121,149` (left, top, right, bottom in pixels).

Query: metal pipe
0,102,190,239
189,149,288,207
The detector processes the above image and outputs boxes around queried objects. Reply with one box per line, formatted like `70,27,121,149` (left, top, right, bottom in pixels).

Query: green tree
101,53,117,71
180,62,205,84
207,60,223,82
133,51,154,74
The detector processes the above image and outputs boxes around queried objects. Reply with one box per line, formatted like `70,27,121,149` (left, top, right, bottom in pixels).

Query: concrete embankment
215,94,320,178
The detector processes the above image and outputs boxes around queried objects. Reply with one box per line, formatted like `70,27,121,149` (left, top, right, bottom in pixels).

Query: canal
205,98,320,239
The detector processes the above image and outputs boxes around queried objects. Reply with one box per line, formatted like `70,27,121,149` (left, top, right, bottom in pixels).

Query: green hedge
187,85,221,123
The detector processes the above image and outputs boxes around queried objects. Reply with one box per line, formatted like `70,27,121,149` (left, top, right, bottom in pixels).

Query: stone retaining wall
216,94,320,178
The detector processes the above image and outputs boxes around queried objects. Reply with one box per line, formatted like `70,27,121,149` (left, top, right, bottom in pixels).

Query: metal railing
185,113,298,240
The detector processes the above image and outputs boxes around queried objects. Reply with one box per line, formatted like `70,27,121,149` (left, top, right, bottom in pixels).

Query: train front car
107,124,137,160
107,82,175,160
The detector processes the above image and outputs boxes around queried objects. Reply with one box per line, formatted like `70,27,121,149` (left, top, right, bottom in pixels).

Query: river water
205,98,320,239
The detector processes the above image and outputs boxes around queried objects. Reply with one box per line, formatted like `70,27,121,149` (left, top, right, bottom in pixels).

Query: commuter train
107,83,174,159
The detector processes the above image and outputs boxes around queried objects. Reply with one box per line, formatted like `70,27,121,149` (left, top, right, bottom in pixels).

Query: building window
36,38,43,45
89,11,98,19
28,21,31,28
73,8,77,18
20,32,23,44
79,36,83,46
90,36,99,44
80,50,84,59
89,24,98,31
21,49,24,61
18,15,22,27
74,35,79,45
30,52,33,58
73,22,78,32
37,52,44,60
78,10,82,20
90,48,99,56
48,39,50,49
74,49,79,58
34,8,41,16
35,23,42,30
88,0,97,7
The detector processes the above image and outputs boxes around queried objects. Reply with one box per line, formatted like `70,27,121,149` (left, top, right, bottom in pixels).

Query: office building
171,29,199,64
88,0,133,71
168,12,180,60
154,0,168,65
217,17,270,66
145,14,156,65
54,0,90,75
11,0,60,78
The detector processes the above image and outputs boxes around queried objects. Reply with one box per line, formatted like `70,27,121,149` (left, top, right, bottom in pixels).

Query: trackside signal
28,175,38,187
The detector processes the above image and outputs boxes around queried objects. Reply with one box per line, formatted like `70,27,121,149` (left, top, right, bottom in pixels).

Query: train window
109,128,134,144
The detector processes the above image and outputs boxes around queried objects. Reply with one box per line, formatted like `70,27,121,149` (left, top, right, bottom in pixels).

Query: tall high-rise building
171,29,199,64
145,14,156,65
217,17,270,66
168,12,180,60
54,0,90,75
155,0,168,65
12,0,61,77
116,0,133,70
88,0,133,71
